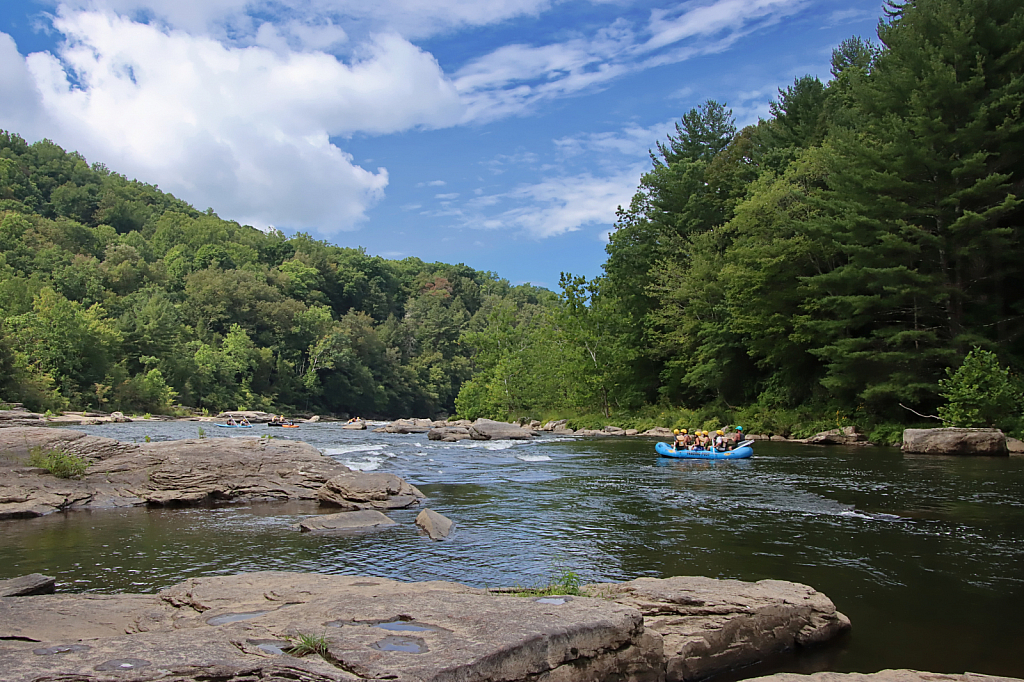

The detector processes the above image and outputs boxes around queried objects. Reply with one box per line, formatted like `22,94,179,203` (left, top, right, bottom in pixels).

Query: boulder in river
297,510,397,532
317,471,425,510
902,428,1008,456
807,426,869,446
384,418,434,433
427,426,472,442
586,575,851,682
0,571,856,682
0,427,357,519
216,410,278,423
416,508,454,539
469,419,534,440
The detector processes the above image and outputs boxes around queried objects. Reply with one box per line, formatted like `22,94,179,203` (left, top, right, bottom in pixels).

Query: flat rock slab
318,471,425,511
0,572,660,682
751,672,1022,682
0,573,55,597
0,427,357,519
586,576,851,682
468,419,534,440
298,510,397,532
903,428,1008,456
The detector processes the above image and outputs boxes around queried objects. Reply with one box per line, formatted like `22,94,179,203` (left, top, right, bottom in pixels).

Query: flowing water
2,422,1023,678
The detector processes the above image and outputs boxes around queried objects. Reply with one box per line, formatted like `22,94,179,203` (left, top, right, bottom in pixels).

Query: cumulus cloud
554,119,678,158
6,9,463,230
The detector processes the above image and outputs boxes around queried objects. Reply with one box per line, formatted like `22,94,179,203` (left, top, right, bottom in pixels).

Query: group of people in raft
672,426,745,452
225,417,251,426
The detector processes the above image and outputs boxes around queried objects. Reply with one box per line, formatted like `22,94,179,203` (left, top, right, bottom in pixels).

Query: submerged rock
586,575,851,682
902,428,1008,456
0,427,355,519
298,510,397,532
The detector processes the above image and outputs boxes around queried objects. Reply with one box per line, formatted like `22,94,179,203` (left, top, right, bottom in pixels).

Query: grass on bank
27,446,90,479
497,567,584,597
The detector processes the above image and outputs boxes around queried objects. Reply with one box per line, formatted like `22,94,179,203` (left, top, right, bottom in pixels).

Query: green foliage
938,348,1022,429
286,632,330,658
28,446,89,479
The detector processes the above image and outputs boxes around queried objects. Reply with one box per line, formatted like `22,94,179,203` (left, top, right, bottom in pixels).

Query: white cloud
416,179,446,186
466,164,643,238
455,0,809,121
5,9,463,231
554,119,677,158
435,192,460,199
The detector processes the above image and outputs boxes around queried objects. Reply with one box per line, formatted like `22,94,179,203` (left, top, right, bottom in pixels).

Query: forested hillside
3,0,1021,433
0,132,550,416
456,0,1024,436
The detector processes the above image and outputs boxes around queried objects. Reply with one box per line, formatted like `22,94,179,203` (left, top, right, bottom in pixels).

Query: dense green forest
2,0,1022,437
454,0,1024,437
0,132,552,417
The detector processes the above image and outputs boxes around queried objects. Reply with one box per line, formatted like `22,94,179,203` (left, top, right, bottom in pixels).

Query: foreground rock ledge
0,572,852,682
0,427,419,519
749,672,1022,682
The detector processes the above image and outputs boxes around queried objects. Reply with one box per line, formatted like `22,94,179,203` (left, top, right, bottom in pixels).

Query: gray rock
641,427,674,437
216,410,277,423
0,573,56,596
416,508,454,540
625,429,640,436
751,672,1022,682
317,471,424,510
427,426,472,442
604,425,626,434
1006,437,1023,455
307,415,321,423
586,575,851,682
468,419,534,440
552,427,576,435
541,419,567,431
0,427,354,519
807,425,869,445
384,418,434,433
298,510,397,532
0,572,660,682
902,428,1008,456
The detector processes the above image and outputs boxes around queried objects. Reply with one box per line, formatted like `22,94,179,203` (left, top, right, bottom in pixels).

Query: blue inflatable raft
656,441,753,460
214,423,253,428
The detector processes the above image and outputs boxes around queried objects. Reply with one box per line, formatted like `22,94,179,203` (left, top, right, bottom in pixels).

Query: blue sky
0,0,883,288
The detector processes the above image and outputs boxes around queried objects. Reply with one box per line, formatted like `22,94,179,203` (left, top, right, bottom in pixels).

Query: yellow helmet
673,429,680,434
717,430,724,435
681,429,687,434
704,430,710,436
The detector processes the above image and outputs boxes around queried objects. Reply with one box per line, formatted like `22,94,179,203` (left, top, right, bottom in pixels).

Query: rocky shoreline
0,571,851,682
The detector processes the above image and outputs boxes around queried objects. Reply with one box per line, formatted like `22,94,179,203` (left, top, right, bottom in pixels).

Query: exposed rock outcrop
586,575,851,682
1008,437,1024,455
297,510,397,532
0,572,661,682
216,410,277,423
0,573,55,597
383,418,435,433
317,471,425,510
0,427,358,519
416,508,454,540
902,428,1008,456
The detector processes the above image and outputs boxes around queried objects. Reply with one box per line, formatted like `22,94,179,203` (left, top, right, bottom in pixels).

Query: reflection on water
2,422,1023,678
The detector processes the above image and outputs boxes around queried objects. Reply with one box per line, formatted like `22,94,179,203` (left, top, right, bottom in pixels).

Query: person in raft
226,417,237,425
730,426,744,449
240,418,251,426
713,430,726,451
673,429,686,450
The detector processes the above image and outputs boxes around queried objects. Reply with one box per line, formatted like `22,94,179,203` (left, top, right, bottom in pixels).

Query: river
1,422,1022,679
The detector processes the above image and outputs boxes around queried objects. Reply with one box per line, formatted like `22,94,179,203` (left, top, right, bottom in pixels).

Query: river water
1,422,1022,679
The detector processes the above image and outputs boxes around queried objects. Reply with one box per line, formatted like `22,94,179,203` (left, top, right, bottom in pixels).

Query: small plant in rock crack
286,632,330,658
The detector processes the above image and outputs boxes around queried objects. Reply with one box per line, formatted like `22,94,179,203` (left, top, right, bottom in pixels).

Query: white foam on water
516,454,553,462
344,456,385,472
322,444,387,456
